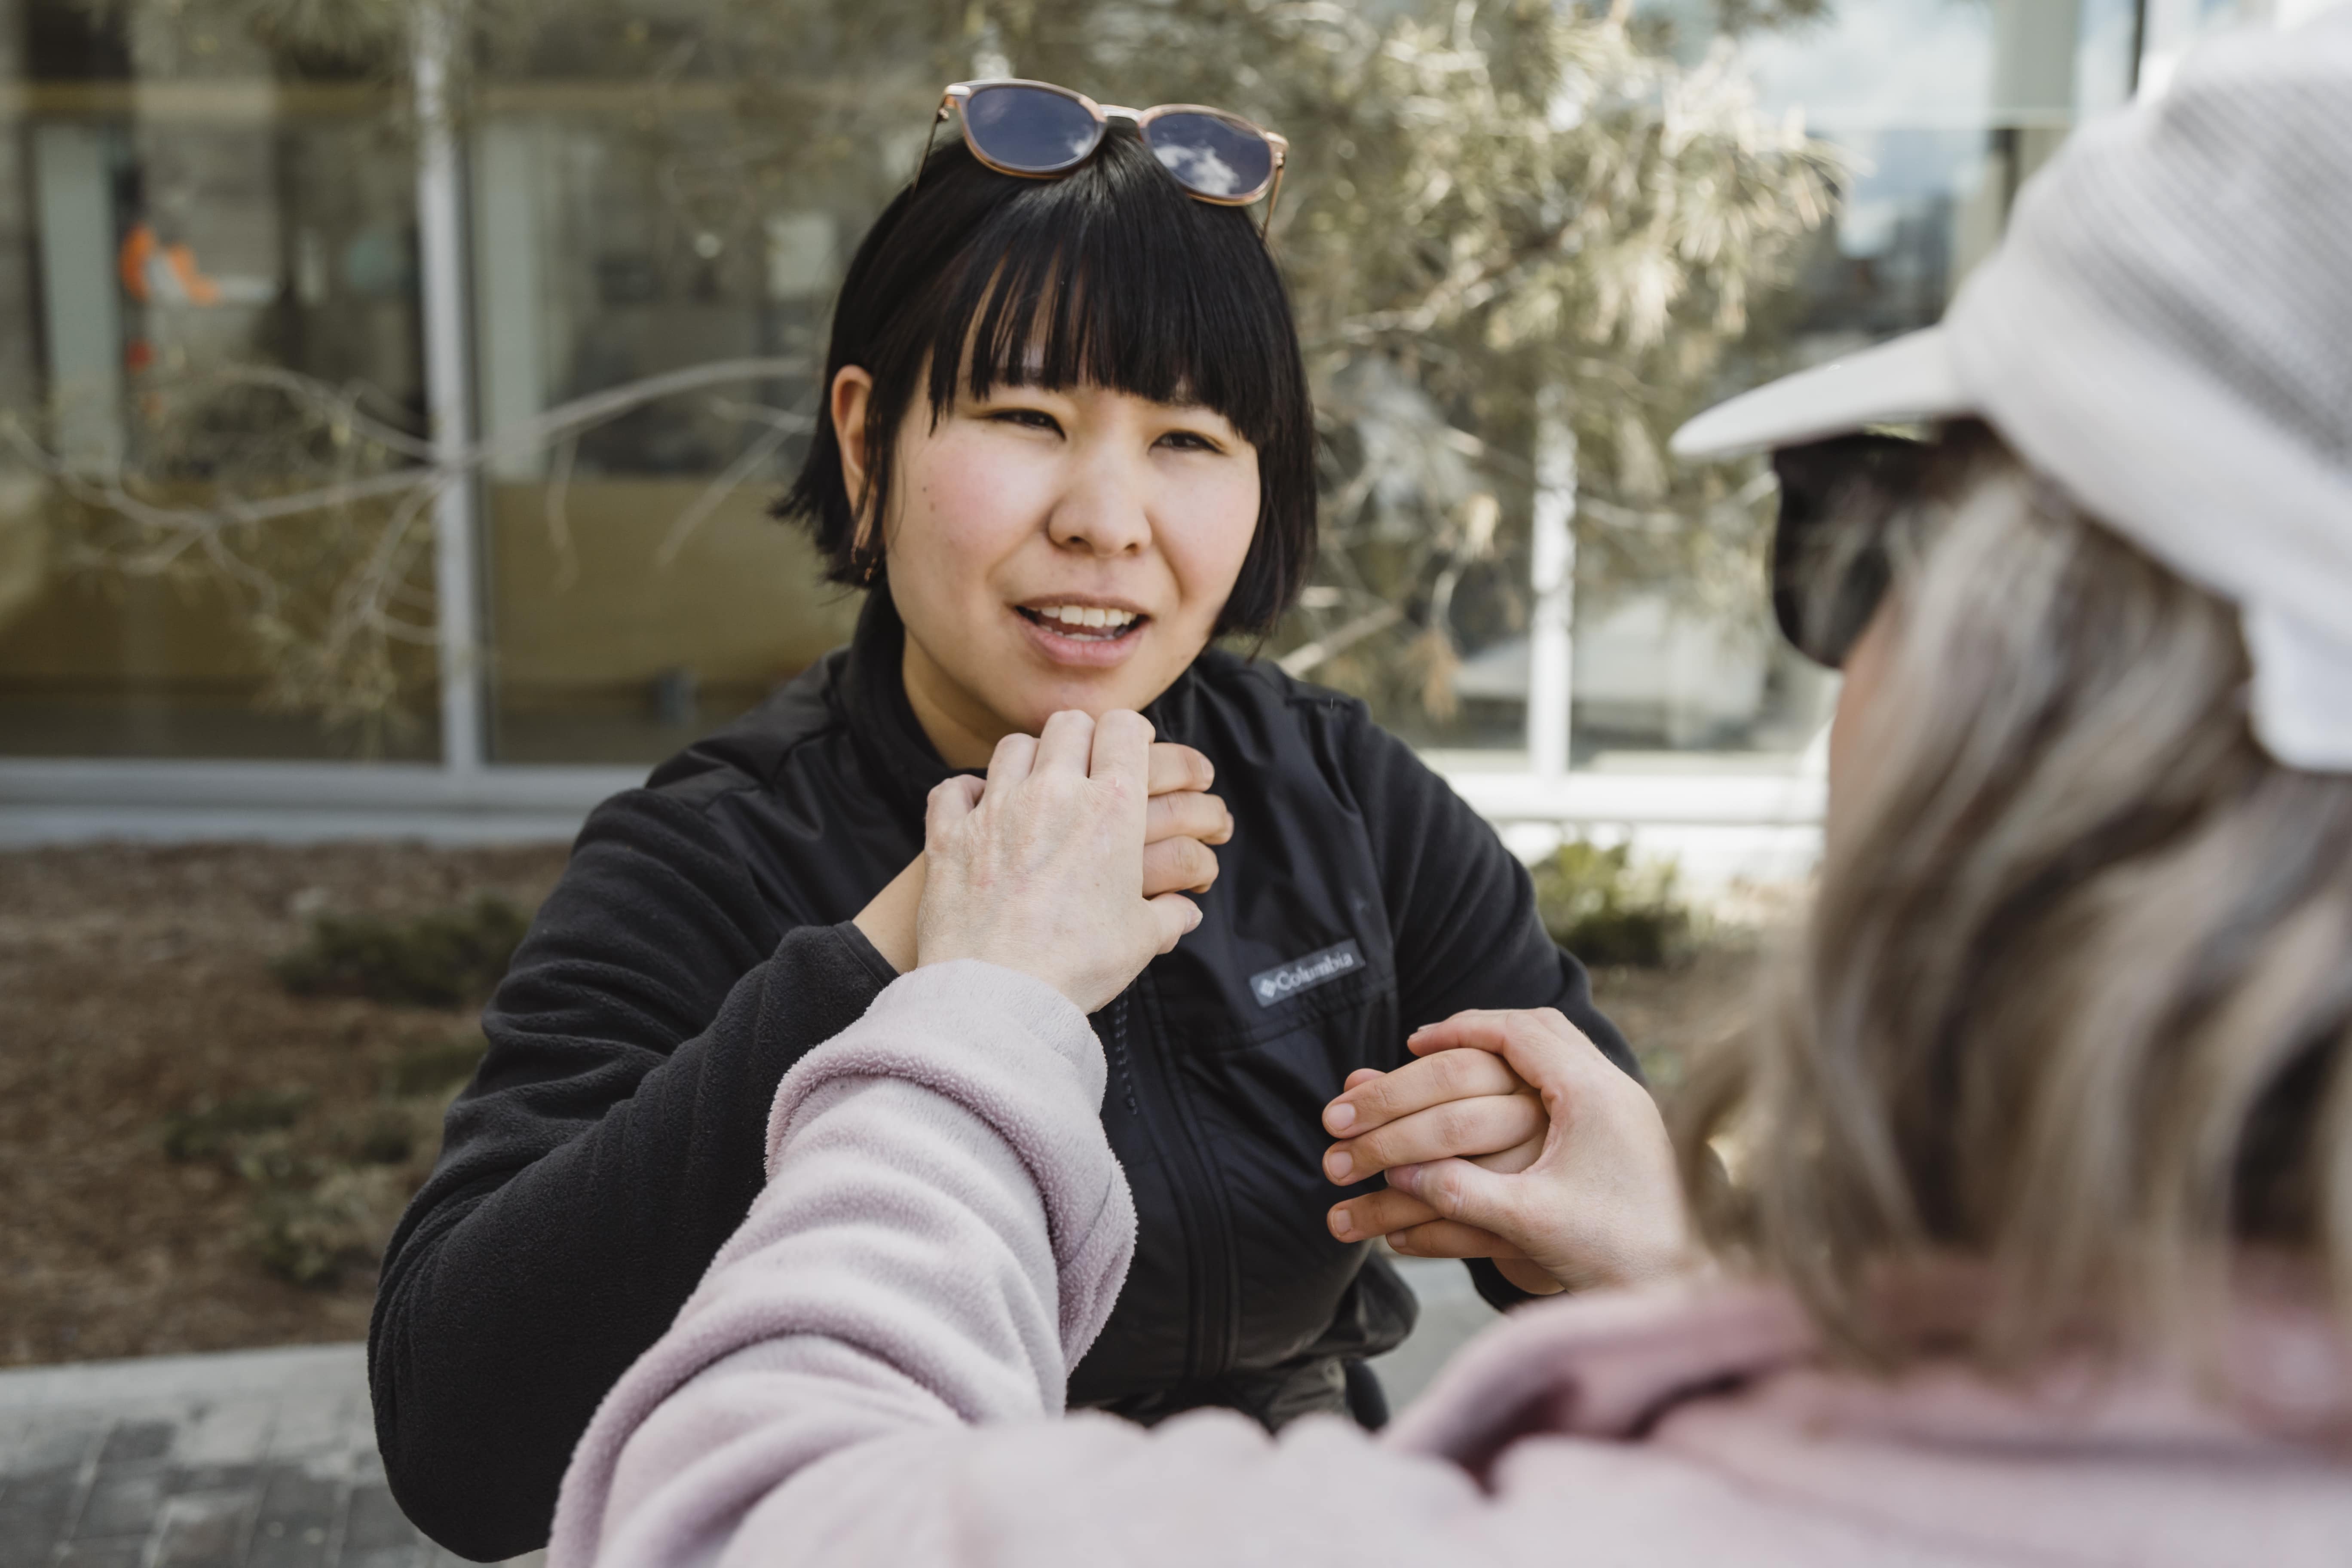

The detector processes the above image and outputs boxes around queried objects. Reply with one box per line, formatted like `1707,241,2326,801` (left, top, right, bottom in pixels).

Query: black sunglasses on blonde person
913,78,1289,236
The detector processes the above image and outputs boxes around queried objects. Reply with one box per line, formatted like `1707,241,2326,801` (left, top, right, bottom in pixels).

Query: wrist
851,858,924,974
1544,1225,1701,1294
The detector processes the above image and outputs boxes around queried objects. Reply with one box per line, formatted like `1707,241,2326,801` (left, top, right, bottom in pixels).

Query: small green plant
380,1033,488,1098
247,1166,406,1288
273,895,528,1008
162,1070,460,1288
1531,839,1694,969
160,1089,313,1162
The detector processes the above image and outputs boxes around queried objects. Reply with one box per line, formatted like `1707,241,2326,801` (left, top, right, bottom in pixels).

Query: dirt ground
0,842,570,1369
0,840,1768,1371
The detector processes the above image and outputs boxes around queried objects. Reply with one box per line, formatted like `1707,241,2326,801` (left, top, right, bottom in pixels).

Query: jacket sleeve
547,960,1137,1566
1334,711,1640,1311
548,963,1749,1568
1333,714,1638,1074
368,788,899,1561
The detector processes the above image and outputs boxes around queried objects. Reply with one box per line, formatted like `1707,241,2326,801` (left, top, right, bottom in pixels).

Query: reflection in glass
0,0,435,759
965,84,1100,172
1513,0,2141,774
1145,113,1270,197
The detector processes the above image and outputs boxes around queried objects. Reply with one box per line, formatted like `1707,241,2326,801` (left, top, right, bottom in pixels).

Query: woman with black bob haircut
369,93,1638,1562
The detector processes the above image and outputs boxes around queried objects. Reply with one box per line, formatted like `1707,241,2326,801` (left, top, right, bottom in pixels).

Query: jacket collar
830,587,1211,819
833,590,956,821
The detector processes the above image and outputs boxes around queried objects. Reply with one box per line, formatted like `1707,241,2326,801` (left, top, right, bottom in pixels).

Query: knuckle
1432,1101,1481,1148
1433,1048,1482,1094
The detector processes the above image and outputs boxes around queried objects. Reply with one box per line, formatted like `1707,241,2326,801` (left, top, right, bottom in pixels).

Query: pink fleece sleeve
544,961,1896,1568
545,960,1136,1566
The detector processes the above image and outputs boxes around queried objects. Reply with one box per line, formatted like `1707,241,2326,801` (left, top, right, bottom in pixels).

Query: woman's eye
989,408,1063,435
1157,429,1222,453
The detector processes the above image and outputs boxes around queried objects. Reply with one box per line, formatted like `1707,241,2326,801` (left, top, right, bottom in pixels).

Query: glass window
6,0,2291,781
1518,0,2144,780
0,0,438,759
466,9,917,762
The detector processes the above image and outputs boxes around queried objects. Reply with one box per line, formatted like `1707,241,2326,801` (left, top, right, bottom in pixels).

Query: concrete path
0,1344,534,1568
0,1256,1494,1566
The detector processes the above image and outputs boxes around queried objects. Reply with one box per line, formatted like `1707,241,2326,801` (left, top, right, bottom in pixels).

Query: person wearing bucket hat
540,18,2352,1568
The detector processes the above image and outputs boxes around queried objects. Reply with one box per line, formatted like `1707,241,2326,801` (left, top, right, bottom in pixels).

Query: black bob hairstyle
779,129,1317,637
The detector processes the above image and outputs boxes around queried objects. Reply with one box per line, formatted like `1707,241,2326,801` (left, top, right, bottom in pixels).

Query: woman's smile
1012,596,1152,667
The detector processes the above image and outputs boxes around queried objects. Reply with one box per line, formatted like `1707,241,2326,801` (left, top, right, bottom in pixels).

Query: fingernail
1388,1162,1419,1194
1325,1102,1356,1133
1186,905,1204,931
1324,1150,1354,1182
1328,1208,1354,1240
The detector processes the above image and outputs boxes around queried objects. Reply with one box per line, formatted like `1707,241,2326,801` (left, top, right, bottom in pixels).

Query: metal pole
1528,384,1575,782
414,0,485,773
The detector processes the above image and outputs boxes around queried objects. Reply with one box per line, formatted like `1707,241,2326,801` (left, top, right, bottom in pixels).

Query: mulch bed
0,840,1766,1371
0,843,567,1369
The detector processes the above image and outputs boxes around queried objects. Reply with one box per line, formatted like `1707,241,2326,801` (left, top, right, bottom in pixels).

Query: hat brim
1670,327,1975,461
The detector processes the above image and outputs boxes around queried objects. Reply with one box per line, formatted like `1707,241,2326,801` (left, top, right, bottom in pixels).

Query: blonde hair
1679,422,2352,1362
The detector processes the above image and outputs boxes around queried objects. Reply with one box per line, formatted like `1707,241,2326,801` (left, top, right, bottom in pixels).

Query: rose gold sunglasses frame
910,78,1290,239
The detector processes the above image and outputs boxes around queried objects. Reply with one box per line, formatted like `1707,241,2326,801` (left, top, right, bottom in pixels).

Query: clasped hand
912,709,1204,1014
1321,1009,1692,1295
854,716,1230,981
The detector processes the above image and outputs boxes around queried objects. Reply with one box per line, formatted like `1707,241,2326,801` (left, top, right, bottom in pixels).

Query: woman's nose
1046,456,1153,557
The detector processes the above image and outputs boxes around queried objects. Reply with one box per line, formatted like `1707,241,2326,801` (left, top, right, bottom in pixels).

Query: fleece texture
550,962,2352,1568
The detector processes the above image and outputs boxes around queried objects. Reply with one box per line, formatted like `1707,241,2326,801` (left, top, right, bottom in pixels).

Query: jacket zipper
1107,993,1139,1117
1133,971,1239,1383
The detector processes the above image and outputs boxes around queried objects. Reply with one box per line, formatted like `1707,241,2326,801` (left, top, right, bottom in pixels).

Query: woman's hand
1319,1048,1553,1288
854,740,1230,972
915,710,1202,1014
1321,1009,1694,1295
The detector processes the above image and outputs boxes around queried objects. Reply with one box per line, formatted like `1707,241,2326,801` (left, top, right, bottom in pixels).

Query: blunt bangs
781,131,1315,636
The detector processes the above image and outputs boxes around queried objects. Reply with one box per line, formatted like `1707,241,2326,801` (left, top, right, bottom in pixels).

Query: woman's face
832,366,1262,767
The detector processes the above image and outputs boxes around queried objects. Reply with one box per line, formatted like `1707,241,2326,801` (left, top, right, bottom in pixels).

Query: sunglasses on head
1769,433,1934,669
913,79,1291,236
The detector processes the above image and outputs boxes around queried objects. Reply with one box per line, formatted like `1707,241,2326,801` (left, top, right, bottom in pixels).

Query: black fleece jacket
368,593,1635,1560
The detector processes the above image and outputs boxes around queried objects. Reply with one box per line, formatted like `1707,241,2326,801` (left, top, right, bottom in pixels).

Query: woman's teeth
1031,605,1139,637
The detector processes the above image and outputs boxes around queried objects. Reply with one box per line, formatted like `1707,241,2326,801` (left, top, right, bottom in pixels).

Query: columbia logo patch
1249,941,1364,1008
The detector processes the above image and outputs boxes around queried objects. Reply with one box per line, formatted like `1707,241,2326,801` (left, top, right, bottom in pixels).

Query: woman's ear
830,364,878,553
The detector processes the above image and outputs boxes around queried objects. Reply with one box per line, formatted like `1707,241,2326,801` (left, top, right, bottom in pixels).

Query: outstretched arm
548,959,1138,1565
368,792,900,1559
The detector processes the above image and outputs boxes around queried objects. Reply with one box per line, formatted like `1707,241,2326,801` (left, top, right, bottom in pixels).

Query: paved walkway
0,1344,536,1568
0,1256,1491,1566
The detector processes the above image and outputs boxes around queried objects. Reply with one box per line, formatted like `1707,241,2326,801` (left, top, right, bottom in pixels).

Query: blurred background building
0,0,2328,864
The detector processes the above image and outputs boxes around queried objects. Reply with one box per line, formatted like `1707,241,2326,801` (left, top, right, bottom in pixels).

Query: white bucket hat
1672,9,2352,772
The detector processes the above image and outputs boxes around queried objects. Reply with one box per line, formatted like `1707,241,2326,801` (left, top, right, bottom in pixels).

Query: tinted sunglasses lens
1143,111,1274,198
1770,435,1923,668
963,84,1100,172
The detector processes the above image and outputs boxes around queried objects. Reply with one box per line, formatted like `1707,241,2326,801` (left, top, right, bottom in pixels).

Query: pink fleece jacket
548,962,2352,1567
